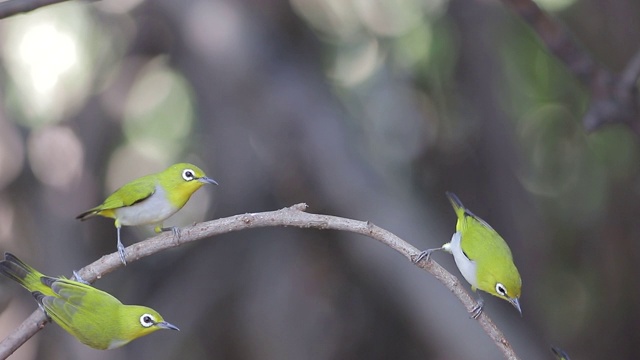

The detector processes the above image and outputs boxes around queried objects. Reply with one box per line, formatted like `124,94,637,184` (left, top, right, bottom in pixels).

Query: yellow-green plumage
448,193,521,299
77,163,217,264
0,253,178,349
417,192,522,317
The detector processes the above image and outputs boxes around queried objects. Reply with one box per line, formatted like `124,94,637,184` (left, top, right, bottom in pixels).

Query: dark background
0,0,638,359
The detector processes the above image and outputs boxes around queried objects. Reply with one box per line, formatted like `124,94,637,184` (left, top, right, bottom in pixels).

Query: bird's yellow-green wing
447,192,513,263
37,279,122,349
458,215,514,263
37,293,111,349
50,279,121,306
76,175,157,219
102,175,157,208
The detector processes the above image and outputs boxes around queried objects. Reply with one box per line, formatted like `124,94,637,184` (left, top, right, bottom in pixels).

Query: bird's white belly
107,338,131,350
445,232,478,288
114,186,178,226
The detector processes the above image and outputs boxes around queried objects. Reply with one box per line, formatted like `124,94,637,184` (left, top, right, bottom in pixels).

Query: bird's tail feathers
0,253,43,290
76,208,100,221
445,191,466,217
445,191,494,230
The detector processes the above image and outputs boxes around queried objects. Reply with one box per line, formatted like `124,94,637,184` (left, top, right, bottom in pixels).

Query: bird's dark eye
140,314,155,327
182,169,195,181
496,283,508,297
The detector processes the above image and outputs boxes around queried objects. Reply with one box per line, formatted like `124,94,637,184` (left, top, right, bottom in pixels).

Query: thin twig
0,204,520,360
0,0,73,18
499,0,600,86
499,0,640,132
619,48,640,92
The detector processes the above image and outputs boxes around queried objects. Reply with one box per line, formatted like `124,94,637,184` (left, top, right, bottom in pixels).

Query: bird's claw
161,226,181,242
413,249,436,264
72,271,89,284
470,298,484,319
117,242,127,266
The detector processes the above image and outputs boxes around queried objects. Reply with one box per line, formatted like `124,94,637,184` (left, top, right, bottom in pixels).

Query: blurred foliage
0,0,638,359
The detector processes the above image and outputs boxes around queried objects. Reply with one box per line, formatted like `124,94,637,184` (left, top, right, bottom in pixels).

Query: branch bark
0,204,520,360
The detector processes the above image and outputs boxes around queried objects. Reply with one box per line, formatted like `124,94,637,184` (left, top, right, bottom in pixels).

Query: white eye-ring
182,169,195,181
140,313,156,328
496,283,508,297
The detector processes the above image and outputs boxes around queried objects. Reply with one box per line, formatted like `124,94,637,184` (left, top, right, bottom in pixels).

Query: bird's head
160,163,217,204
485,264,522,315
108,306,179,349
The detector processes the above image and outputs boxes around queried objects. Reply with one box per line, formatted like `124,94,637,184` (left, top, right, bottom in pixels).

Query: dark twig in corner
499,0,640,133
0,0,636,132
0,204,520,360
0,0,73,18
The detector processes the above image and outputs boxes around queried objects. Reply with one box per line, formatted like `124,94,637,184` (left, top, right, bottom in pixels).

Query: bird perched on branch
77,162,217,265
0,252,179,349
415,192,522,318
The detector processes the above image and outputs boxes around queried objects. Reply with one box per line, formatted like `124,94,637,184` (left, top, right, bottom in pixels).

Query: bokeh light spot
0,118,25,190
2,3,100,126
18,23,77,95
27,125,84,189
123,57,195,158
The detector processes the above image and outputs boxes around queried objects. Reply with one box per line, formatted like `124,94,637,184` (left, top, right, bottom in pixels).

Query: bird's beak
509,297,522,316
197,176,218,185
157,321,180,331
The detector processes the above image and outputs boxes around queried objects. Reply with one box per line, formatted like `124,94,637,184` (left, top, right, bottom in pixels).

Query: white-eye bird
77,163,217,265
415,192,522,318
0,253,179,349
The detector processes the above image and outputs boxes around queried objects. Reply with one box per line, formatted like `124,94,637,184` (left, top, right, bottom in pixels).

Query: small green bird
415,192,522,318
0,252,179,349
77,163,217,265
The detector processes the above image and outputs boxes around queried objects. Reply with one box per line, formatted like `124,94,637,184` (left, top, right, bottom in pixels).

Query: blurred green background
0,0,638,358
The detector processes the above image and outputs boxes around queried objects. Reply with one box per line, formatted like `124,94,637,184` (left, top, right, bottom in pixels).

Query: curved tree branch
0,204,519,360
